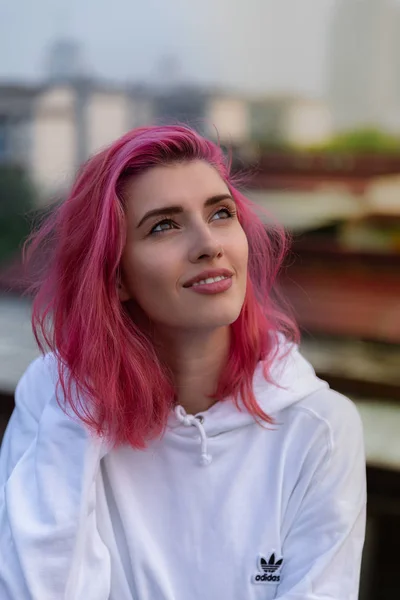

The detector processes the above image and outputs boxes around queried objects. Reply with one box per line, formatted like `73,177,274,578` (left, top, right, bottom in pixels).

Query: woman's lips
186,276,233,295
183,269,234,288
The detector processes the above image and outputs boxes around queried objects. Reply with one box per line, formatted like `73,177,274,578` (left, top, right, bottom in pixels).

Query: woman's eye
212,207,233,221
150,219,175,234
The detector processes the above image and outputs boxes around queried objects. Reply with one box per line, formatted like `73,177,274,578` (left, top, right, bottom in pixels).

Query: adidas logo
252,553,283,584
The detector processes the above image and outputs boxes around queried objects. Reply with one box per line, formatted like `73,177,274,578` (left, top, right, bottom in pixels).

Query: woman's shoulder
15,353,59,420
262,334,364,447
287,387,364,454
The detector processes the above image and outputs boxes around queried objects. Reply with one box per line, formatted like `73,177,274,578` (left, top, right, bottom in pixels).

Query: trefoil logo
252,552,283,585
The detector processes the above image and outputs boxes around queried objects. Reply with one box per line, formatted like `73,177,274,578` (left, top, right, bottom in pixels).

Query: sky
0,0,336,97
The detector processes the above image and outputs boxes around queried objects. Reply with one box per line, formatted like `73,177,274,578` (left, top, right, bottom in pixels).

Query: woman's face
119,160,248,332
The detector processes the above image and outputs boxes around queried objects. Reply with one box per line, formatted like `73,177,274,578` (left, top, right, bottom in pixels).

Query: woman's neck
155,326,230,415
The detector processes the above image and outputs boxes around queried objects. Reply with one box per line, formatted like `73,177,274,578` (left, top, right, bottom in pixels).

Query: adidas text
253,573,280,584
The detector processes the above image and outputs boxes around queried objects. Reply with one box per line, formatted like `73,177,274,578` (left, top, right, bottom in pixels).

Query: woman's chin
183,307,242,330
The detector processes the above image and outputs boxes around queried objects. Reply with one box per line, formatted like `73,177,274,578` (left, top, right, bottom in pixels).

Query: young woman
0,125,366,599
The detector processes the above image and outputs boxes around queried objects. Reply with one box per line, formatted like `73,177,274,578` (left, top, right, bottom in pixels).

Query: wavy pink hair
25,125,299,448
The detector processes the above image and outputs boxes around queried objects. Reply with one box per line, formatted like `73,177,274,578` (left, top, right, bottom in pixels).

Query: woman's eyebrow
136,194,234,228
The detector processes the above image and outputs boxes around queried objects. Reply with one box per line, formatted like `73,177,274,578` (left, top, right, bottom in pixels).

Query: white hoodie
0,342,366,600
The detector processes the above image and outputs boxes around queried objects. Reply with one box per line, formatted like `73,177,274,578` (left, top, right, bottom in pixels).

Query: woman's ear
117,278,131,302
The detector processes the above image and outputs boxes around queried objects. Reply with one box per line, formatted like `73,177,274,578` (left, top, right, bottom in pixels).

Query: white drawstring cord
174,406,213,466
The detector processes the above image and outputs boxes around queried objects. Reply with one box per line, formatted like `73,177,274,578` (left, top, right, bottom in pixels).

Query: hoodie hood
169,340,328,436
168,340,329,465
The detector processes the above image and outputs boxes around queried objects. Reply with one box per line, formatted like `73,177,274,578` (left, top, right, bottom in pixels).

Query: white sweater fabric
0,343,366,600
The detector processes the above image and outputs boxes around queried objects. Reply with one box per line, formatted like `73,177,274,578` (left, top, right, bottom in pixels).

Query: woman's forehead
123,161,230,215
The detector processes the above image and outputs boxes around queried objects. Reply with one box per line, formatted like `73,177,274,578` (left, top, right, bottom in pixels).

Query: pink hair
25,125,299,448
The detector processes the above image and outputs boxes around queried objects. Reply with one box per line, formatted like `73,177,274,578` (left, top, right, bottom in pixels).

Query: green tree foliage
0,166,36,262
318,128,400,154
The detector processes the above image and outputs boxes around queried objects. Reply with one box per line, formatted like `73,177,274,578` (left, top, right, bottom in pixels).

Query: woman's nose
188,227,223,263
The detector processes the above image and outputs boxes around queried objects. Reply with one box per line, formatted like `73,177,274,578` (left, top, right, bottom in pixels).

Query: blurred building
0,84,36,170
329,0,400,132
0,71,332,203
153,88,332,149
0,81,152,201
30,82,152,198
248,95,332,147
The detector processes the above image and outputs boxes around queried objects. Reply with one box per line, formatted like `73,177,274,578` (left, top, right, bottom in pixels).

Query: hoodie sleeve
275,390,366,600
0,355,111,600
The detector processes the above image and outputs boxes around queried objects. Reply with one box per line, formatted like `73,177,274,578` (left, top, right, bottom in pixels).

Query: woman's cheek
139,253,178,289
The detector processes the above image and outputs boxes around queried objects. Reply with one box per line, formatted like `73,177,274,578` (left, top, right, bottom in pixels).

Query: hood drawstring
174,406,213,466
